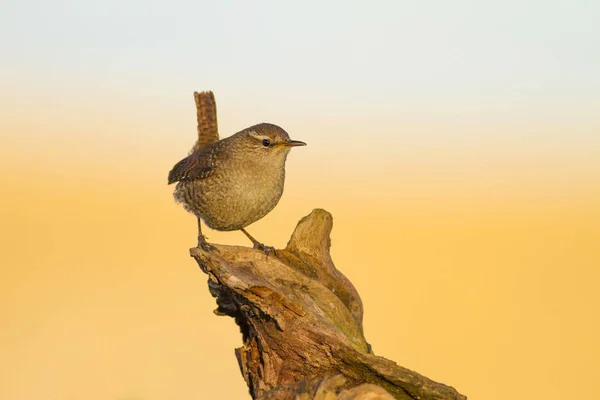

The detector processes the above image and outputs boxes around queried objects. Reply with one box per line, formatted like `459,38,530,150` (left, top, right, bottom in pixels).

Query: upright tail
190,91,219,154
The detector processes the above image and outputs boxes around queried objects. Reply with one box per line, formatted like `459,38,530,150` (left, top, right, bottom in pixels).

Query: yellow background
2,2,599,399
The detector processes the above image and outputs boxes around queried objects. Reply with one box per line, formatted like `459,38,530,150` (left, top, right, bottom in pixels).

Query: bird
168,93,306,256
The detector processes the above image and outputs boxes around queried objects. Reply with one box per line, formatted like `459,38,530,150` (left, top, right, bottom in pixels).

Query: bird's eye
262,139,271,147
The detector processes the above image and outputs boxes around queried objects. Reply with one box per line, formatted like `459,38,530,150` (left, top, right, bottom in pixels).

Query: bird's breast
177,162,286,231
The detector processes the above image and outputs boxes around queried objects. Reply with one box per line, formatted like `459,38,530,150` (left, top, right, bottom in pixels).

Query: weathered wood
184,91,465,399
190,209,466,400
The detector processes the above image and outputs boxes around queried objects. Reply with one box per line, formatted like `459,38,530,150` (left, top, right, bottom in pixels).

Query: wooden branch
190,209,466,400
182,91,465,399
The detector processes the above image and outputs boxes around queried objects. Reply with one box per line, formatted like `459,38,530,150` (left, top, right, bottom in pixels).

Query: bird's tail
190,91,219,154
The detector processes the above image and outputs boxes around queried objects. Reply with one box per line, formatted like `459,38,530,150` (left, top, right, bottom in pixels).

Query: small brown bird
168,117,306,255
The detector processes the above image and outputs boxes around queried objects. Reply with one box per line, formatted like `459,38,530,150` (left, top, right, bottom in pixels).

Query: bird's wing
190,91,219,153
168,149,215,184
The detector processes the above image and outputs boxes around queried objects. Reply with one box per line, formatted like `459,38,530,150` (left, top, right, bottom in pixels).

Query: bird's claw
197,235,218,252
253,242,278,258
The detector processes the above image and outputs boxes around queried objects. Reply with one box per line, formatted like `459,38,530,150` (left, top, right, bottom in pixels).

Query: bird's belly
175,174,284,231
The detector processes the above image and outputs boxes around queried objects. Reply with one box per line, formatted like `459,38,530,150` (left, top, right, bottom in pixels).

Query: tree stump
190,209,466,400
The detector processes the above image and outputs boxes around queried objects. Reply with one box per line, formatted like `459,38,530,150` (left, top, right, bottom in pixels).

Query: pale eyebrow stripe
248,131,267,140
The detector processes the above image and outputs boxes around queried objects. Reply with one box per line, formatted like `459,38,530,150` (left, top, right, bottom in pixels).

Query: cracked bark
190,209,467,400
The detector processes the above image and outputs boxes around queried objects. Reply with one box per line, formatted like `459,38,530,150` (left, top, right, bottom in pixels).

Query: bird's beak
284,140,307,147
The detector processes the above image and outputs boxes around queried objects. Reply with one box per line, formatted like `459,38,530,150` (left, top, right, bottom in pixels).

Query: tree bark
190,209,466,400
184,91,466,399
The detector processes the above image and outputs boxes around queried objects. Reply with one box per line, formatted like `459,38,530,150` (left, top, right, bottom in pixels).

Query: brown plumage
168,122,306,255
167,150,214,183
190,91,219,154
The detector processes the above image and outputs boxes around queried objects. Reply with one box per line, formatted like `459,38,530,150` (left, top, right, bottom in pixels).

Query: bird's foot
253,242,278,258
197,235,217,252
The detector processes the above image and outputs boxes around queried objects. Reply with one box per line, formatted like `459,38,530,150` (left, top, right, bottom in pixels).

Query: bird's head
236,123,306,160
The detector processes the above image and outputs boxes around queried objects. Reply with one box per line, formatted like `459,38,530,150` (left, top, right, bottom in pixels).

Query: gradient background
2,1,599,399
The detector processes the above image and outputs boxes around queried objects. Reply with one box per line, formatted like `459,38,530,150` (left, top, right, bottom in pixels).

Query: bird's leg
197,218,217,252
240,228,278,258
